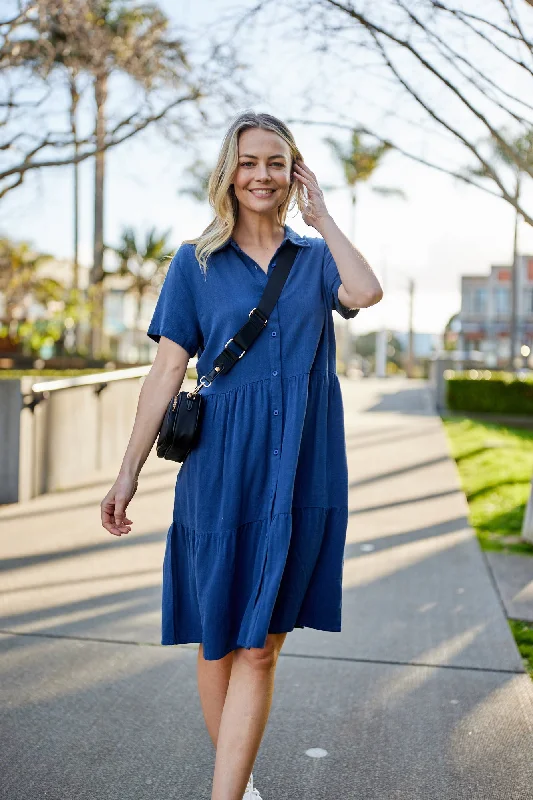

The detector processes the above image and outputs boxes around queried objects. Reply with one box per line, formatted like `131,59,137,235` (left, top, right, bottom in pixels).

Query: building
457,254,533,366
103,273,159,363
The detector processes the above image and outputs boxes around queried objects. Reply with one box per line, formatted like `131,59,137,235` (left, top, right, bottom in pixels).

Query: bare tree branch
242,0,533,228
366,29,530,221
496,0,533,55
0,0,248,201
394,0,533,119
0,89,201,198
287,116,505,201
429,1,532,51
322,0,533,178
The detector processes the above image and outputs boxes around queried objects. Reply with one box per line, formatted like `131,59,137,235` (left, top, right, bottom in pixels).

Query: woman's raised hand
292,159,331,229
100,475,138,537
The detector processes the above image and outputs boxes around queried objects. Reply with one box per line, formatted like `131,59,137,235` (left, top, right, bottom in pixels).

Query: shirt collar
279,225,310,248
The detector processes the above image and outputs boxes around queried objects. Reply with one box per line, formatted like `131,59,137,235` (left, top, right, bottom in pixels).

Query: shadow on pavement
0,528,168,574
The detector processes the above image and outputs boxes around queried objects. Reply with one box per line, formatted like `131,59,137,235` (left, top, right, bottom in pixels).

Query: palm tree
3,1,192,357
462,128,533,370
0,238,60,332
109,226,173,358
323,129,406,375
86,1,190,357
0,6,86,292
323,129,405,243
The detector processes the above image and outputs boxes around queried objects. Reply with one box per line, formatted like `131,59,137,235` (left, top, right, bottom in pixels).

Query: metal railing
24,366,153,411
3,363,199,503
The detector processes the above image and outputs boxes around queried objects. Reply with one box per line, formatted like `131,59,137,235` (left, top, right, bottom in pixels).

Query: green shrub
446,370,533,415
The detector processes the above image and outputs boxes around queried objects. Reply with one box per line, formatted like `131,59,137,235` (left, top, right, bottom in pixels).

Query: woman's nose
255,164,270,179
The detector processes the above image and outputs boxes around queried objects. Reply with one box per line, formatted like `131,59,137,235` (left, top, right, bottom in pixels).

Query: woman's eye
239,162,285,167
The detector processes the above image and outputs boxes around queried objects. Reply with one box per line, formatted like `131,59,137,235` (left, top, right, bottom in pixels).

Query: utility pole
341,320,352,376
375,328,387,378
375,256,388,378
407,278,415,378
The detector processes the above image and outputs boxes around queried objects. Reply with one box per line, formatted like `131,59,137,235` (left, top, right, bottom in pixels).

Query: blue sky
2,0,532,335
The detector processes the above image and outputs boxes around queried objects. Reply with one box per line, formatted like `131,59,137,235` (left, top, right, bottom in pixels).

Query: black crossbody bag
156,241,299,463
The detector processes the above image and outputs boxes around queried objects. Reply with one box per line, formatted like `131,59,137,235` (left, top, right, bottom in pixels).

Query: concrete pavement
485,552,533,623
1,376,532,799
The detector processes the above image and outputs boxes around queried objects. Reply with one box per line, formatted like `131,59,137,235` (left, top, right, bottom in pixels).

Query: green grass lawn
442,415,533,678
442,416,533,556
509,620,533,679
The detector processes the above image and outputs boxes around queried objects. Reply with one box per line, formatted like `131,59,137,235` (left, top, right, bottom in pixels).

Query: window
473,288,487,314
464,287,486,314
494,287,510,314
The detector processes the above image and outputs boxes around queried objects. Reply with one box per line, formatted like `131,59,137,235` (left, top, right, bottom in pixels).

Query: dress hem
161,620,342,661
162,506,347,661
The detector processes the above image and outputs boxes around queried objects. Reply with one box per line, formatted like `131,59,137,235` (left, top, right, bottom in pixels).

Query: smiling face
232,127,293,216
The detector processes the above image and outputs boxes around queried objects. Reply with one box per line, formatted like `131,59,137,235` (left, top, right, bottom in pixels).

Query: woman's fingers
294,161,318,184
101,507,126,536
293,161,330,227
101,493,132,536
113,500,131,534
100,476,139,537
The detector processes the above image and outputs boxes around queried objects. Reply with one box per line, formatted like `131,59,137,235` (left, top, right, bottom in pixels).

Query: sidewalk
1,377,532,799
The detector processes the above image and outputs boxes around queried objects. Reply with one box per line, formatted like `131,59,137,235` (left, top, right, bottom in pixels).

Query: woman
100,110,383,800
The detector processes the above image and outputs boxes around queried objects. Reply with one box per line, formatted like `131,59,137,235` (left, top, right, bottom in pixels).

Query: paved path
1,377,532,799
485,552,533,622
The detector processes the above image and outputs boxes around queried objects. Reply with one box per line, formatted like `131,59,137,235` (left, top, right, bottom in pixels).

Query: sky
2,0,533,337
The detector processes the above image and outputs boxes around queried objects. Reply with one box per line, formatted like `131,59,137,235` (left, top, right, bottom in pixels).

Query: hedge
446,370,533,415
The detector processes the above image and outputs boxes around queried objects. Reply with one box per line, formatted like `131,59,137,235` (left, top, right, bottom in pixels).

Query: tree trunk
136,289,143,363
341,187,357,376
90,72,108,359
69,75,83,353
509,174,521,371
350,187,356,244
407,278,415,378
70,76,80,291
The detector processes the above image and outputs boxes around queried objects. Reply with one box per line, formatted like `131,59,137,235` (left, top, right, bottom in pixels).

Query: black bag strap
188,241,299,396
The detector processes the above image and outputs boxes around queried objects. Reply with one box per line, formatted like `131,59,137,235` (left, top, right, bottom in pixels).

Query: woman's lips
249,189,275,197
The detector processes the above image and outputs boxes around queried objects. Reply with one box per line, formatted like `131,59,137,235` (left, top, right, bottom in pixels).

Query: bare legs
197,632,288,800
197,645,234,747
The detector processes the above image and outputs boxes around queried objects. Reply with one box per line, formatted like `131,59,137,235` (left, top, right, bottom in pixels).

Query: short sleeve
147,245,202,358
322,239,360,319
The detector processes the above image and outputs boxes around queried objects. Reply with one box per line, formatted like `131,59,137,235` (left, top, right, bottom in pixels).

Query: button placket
269,302,283,463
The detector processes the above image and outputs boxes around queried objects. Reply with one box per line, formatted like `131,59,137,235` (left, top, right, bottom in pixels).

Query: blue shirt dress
147,223,359,661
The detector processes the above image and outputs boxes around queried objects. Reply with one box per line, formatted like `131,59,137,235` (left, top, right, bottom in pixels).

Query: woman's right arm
100,336,190,537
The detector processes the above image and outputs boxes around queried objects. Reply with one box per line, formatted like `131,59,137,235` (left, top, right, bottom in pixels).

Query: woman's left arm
316,214,383,309
293,159,383,309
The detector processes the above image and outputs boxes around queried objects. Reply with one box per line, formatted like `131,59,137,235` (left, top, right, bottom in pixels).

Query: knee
236,639,280,672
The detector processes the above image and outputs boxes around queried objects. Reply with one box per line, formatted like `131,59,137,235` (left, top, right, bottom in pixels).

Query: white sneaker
243,772,262,799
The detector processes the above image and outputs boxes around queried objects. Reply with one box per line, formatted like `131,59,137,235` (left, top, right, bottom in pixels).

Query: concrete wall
0,381,22,504
2,371,195,504
429,357,454,412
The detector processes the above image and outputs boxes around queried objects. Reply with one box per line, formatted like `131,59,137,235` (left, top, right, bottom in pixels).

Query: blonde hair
182,110,306,276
